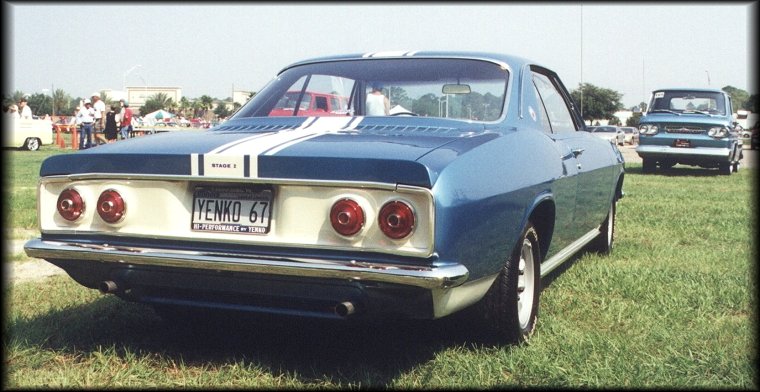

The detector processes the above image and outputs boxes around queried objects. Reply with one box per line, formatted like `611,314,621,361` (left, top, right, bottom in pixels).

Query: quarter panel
431,129,565,280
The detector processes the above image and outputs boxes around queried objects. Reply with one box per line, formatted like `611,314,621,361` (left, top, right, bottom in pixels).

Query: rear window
235,58,509,122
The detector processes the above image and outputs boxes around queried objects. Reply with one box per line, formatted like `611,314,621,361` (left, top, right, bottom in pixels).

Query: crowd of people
5,96,34,120
64,93,134,149
5,93,221,150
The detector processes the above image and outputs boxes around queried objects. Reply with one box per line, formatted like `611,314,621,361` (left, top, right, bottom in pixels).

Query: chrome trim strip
635,145,731,157
39,173,404,191
24,239,468,290
540,228,599,277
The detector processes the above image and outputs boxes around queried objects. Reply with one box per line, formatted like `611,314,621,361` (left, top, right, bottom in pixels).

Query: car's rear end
25,117,501,320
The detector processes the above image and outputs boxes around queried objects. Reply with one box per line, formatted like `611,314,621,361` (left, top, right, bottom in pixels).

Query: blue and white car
637,88,743,174
25,51,625,344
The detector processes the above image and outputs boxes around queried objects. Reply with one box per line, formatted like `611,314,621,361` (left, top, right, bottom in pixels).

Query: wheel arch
525,193,555,261
614,172,625,201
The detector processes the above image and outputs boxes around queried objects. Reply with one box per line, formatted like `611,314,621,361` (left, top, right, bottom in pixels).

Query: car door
526,69,580,253
531,68,613,237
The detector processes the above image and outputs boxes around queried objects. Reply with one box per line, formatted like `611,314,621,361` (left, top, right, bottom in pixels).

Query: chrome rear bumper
24,238,469,290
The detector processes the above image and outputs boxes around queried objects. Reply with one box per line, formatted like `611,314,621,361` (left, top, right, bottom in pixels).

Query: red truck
269,91,349,117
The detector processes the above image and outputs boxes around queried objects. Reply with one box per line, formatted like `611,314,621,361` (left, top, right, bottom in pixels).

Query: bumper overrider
25,238,471,319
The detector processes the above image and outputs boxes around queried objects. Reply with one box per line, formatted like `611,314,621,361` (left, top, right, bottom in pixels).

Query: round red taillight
97,189,126,223
378,200,415,240
330,198,365,236
57,188,85,221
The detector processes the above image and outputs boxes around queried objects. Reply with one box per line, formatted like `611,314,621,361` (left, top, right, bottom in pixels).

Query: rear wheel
24,137,40,151
479,222,541,344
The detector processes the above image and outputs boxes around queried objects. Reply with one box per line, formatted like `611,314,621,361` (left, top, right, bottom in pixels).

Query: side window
531,84,552,132
532,72,577,133
268,75,354,117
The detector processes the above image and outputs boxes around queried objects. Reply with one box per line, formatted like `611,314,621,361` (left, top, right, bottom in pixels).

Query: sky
5,2,757,109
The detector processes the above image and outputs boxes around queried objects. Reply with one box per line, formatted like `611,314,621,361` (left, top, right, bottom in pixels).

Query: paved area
6,237,66,284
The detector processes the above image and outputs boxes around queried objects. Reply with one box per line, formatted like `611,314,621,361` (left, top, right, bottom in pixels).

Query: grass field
3,146,757,388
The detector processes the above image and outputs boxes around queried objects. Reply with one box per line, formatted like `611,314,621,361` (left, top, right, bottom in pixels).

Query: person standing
18,97,33,119
91,93,107,145
104,105,118,143
365,83,390,116
77,99,96,149
119,100,133,140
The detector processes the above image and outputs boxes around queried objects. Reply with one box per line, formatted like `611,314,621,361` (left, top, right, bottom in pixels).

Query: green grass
4,146,76,235
3,151,757,388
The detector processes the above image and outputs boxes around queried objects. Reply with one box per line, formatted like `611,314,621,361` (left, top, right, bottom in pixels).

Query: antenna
580,3,584,122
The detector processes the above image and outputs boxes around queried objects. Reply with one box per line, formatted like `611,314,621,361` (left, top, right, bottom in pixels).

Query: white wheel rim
517,238,535,328
606,204,614,246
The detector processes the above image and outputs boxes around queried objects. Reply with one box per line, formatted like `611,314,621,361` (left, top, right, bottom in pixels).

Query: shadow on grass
7,290,514,386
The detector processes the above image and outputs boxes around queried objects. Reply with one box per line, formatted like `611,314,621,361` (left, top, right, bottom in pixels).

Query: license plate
191,186,273,234
674,139,691,148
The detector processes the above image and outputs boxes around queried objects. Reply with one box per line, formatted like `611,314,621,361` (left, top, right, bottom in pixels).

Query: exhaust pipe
98,280,119,294
334,301,356,317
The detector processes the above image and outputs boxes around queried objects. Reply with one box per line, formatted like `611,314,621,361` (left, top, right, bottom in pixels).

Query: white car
2,118,54,151
620,127,639,144
590,126,625,146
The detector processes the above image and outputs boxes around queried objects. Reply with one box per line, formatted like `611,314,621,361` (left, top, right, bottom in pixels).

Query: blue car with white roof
636,88,743,174
25,51,624,344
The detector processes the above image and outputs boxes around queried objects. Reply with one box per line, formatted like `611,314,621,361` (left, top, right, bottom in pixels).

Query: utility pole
580,2,584,121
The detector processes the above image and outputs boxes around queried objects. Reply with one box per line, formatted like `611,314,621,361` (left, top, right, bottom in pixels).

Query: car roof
279,51,538,74
651,88,725,94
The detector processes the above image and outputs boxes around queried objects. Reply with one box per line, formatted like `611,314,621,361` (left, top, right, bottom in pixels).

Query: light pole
138,75,148,109
123,64,142,96
705,70,711,86
41,88,49,116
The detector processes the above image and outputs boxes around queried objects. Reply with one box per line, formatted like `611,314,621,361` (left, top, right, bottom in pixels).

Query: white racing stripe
193,116,364,178
362,51,418,57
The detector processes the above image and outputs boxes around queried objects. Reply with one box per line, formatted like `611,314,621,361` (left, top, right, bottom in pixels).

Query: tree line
1,89,251,119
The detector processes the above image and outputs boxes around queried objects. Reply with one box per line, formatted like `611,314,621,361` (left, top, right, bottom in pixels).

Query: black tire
589,199,616,254
659,160,676,170
642,158,656,173
24,137,40,151
478,222,541,344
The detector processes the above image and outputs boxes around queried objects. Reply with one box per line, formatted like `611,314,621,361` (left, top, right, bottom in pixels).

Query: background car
2,117,54,150
637,88,742,174
620,126,639,145
25,51,624,344
590,126,626,146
